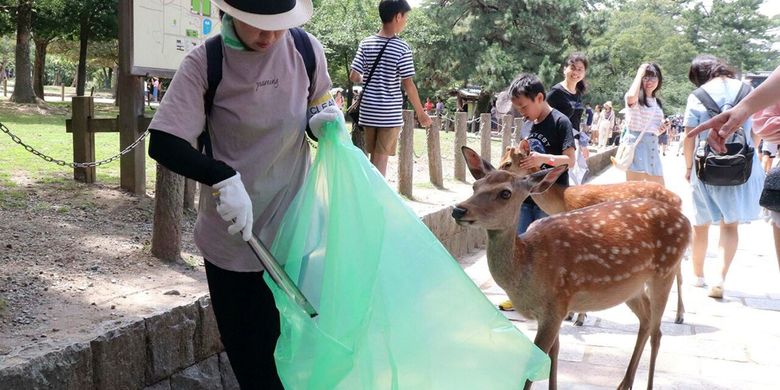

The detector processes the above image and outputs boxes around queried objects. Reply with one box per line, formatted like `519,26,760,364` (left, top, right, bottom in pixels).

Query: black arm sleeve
148,129,236,186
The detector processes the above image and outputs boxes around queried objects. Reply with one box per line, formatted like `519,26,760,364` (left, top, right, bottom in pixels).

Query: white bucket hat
211,0,313,31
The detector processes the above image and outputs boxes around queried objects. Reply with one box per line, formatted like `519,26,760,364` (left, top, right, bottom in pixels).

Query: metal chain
0,121,149,169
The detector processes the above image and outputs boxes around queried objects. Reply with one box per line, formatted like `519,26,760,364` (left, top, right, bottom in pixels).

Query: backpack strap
693,82,753,119
289,27,319,141
692,87,721,118
289,27,316,89
200,34,223,158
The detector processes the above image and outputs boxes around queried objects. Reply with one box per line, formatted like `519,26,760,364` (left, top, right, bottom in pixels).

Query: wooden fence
394,110,521,198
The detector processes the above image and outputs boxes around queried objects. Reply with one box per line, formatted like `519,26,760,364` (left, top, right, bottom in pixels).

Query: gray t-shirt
149,32,332,272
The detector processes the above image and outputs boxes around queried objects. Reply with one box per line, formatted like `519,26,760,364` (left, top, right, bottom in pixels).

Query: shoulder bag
347,37,395,151
611,118,651,172
760,167,780,211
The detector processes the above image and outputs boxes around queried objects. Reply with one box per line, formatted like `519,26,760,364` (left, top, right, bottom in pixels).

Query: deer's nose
452,207,468,220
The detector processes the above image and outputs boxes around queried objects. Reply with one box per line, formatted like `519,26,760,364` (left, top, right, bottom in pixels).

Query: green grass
0,100,159,194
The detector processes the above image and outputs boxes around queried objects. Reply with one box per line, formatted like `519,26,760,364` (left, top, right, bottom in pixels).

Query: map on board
132,0,220,77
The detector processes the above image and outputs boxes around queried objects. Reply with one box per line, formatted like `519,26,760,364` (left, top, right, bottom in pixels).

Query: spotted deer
472,143,687,325
452,152,691,390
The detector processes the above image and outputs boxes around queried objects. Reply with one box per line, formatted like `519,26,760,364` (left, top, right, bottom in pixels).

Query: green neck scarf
221,14,247,51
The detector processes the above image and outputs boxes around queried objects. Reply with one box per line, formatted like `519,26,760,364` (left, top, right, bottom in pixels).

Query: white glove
309,105,345,139
212,173,254,241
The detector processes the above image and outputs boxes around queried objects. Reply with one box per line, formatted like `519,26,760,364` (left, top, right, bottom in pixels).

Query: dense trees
307,0,777,116
0,0,776,114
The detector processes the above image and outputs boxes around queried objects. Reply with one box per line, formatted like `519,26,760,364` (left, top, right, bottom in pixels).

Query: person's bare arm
687,65,780,152
519,147,574,170
625,63,648,108
349,70,363,84
401,77,432,127
683,126,697,182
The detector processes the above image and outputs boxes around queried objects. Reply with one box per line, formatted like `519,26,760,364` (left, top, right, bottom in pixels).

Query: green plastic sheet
267,120,550,389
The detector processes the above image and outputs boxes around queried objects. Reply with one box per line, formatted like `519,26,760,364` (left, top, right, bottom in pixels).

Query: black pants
205,261,284,390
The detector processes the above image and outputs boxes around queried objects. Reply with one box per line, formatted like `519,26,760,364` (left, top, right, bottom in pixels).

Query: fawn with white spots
482,142,687,325
452,149,691,390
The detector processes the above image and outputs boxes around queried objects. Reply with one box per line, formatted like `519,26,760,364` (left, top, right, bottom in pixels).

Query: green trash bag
266,120,550,389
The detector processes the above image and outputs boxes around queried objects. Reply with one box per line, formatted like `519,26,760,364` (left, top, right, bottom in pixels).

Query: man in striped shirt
350,0,432,177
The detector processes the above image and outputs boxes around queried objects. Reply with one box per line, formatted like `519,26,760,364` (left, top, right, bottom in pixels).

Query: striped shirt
351,35,416,128
625,96,664,134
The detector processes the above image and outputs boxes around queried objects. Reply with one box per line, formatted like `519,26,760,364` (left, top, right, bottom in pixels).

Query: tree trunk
112,65,118,102
151,165,184,262
183,179,196,210
10,0,38,103
33,38,49,100
76,13,89,96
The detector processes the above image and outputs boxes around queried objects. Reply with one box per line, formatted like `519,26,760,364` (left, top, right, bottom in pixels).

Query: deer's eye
499,190,512,200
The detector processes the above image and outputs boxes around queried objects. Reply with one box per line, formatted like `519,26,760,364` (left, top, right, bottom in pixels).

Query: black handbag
347,37,395,127
760,167,780,212
692,84,754,186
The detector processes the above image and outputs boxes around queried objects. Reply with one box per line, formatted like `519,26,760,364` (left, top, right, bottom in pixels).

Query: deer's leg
531,317,564,390
646,273,676,390
674,264,685,324
574,312,587,326
618,293,651,390
549,336,560,390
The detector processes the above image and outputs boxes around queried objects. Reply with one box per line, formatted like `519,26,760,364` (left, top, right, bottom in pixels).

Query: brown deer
472,143,686,325
452,152,691,390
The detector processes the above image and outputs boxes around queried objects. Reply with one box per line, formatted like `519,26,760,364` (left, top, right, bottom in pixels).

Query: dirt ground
0,174,209,364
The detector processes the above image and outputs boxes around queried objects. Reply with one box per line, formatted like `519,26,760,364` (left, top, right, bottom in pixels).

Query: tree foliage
683,0,776,71
306,0,378,102
417,0,587,97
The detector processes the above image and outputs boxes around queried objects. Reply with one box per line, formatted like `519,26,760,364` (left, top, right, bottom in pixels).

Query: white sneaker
708,281,724,299
693,277,706,287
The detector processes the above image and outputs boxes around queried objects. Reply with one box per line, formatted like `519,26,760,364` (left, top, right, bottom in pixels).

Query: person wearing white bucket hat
147,1,338,388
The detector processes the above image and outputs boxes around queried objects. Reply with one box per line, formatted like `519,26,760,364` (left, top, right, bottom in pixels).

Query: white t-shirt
149,32,332,272
351,35,416,128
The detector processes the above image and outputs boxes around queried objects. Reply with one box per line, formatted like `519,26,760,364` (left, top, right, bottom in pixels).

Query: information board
132,0,220,77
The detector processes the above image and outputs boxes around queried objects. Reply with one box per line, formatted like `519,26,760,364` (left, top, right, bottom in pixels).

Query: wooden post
61,84,65,101
398,110,414,198
514,117,524,144
427,116,443,188
71,96,96,183
454,112,468,181
3,79,6,97
118,0,145,194
480,113,491,164
151,164,184,261
501,114,512,152
183,179,196,210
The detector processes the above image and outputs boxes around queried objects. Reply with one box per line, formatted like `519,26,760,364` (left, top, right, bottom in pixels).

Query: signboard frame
130,0,219,78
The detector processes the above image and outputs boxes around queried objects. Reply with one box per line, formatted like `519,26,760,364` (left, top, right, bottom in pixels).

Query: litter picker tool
214,193,318,318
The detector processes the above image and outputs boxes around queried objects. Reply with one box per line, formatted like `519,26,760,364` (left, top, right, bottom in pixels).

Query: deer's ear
518,139,530,155
461,146,495,180
527,165,567,194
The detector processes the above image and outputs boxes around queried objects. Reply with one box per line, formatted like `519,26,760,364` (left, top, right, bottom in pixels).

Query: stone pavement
458,147,780,389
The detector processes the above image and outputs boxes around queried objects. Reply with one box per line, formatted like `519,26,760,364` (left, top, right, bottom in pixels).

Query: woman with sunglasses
622,63,667,184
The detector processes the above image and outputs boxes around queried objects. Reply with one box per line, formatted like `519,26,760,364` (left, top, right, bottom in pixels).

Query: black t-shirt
524,109,575,204
547,83,584,132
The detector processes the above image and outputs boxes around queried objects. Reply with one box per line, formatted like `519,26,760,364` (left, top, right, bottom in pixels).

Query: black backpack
692,83,754,186
198,29,317,157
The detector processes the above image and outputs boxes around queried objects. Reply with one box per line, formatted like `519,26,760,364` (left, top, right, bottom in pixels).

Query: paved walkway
459,147,780,389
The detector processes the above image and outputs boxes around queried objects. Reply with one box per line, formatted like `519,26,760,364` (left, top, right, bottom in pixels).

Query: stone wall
421,206,487,260
0,297,239,390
